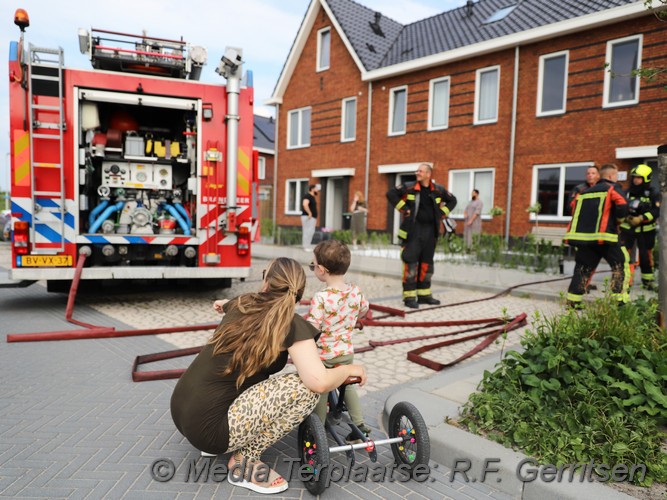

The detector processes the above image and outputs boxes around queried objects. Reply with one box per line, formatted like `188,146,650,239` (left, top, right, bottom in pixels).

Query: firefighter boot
642,280,658,292
403,298,419,309
418,296,441,305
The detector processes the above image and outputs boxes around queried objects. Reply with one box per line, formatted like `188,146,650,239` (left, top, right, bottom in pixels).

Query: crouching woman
170,257,366,494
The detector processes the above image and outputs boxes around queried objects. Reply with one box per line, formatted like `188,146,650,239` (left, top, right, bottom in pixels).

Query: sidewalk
253,243,636,500
0,242,643,498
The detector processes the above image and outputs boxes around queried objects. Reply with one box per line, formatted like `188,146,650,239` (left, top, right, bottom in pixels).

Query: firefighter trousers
619,228,656,285
401,222,437,301
567,244,630,305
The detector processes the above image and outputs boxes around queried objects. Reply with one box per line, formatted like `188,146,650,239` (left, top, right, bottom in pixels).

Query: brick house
267,0,666,240
253,114,276,226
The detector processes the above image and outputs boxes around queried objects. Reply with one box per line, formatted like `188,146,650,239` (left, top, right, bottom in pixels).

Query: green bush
331,229,352,244
260,218,274,238
461,296,667,486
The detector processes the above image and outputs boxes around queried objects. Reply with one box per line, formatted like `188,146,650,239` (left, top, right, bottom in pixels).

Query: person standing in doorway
463,189,483,250
301,184,319,251
386,164,457,309
350,191,368,249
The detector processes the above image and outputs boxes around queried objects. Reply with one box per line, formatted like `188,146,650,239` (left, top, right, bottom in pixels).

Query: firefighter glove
627,215,643,227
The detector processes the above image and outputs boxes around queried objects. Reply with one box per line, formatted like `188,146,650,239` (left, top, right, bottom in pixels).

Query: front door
325,177,345,230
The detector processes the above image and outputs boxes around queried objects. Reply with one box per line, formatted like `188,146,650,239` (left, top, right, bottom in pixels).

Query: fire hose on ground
6,252,571,381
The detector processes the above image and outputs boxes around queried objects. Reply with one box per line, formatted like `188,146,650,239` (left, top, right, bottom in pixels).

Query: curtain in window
392,89,406,133
344,99,356,139
450,172,470,217
301,109,311,146
431,80,449,128
478,70,498,121
319,31,330,69
473,171,493,214
288,182,298,212
289,112,299,148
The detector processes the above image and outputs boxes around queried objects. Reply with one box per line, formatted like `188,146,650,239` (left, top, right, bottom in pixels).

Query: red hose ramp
7,323,218,343
65,252,100,329
369,319,505,347
132,346,203,382
362,317,504,328
407,312,527,371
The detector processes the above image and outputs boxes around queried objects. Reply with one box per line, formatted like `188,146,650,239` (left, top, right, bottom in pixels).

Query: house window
428,76,450,130
285,178,309,214
448,169,494,218
474,66,500,124
317,28,331,72
483,4,517,24
341,97,356,142
537,51,568,116
604,35,642,107
257,156,266,180
287,107,311,149
531,162,592,220
389,86,407,135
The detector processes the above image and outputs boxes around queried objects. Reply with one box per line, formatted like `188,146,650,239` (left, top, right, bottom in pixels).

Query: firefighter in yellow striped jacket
386,164,457,309
564,163,630,308
619,164,660,291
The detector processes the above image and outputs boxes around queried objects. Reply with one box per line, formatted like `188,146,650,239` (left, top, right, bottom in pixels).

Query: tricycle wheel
297,414,330,495
388,401,430,469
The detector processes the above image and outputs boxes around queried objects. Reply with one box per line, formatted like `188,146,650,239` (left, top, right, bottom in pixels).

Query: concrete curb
383,389,633,500
251,243,566,303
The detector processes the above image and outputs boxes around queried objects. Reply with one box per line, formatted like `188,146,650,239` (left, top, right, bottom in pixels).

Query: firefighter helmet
631,164,652,183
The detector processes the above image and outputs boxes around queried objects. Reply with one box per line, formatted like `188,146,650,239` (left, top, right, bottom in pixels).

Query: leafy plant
489,206,504,217
460,296,667,486
260,218,274,238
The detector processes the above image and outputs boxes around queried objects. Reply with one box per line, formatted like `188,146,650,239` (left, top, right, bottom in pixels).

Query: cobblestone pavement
77,259,562,396
0,243,563,499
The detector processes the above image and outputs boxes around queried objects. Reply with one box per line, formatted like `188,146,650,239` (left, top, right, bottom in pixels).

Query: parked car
1,210,11,241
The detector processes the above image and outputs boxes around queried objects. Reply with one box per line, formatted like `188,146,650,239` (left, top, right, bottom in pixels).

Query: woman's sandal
227,452,288,494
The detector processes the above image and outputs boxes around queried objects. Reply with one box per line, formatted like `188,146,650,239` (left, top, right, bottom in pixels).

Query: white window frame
603,34,642,108
285,178,309,215
287,107,311,150
447,168,495,220
257,156,266,180
531,162,594,222
317,27,331,72
474,65,500,125
341,97,357,142
428,76,451,131
388,85,408,136
537,50,569,116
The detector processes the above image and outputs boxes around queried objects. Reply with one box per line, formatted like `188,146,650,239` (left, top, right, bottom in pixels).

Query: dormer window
317,27,330,72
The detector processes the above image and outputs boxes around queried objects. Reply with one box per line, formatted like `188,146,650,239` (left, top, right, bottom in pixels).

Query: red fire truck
7,10,258,291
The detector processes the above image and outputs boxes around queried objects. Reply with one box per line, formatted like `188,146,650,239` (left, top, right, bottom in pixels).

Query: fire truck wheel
46,280,73,294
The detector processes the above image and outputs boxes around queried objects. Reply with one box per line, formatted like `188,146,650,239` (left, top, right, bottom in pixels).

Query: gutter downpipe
505,45,520,243
272,104,279,240
364,82,372,202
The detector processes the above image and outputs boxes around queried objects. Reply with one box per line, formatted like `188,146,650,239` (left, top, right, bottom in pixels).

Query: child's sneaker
345,424,371,444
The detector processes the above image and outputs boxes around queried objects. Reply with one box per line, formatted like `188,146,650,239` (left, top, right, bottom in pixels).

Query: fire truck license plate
20,255,73,267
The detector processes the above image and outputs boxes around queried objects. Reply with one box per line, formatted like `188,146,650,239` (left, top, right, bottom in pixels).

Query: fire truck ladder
28,44,66,254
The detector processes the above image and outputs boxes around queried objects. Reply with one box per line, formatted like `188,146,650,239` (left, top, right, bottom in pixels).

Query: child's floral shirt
307,285,369,360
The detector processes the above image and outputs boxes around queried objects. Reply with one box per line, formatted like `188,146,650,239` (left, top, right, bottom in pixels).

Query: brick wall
275,7,667,238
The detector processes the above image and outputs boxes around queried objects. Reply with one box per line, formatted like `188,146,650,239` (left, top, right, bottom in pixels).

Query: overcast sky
0,0,465,191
